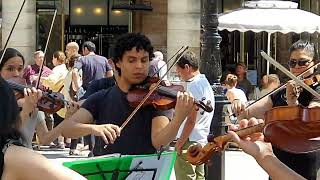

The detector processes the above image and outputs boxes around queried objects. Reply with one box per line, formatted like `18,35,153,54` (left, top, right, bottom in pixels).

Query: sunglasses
288,59,312,68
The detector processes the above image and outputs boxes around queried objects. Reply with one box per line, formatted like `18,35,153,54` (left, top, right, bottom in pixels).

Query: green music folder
63,152,177,180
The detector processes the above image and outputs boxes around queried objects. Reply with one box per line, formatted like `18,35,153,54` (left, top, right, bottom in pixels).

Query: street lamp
200,0,222,84
200,1,227,180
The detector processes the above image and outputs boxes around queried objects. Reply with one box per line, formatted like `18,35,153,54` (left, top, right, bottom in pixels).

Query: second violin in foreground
186,106,320,165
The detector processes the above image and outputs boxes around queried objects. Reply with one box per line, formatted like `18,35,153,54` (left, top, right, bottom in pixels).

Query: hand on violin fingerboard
286,80,299,106
22,87,42,112
174,91,195,122
228,118,272,163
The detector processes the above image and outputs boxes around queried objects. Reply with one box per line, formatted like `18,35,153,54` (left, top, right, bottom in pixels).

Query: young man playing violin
232,40,320,180
58,33,196,156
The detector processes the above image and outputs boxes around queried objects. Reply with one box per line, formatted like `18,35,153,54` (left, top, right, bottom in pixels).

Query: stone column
2,0,36,65
167,0,201,79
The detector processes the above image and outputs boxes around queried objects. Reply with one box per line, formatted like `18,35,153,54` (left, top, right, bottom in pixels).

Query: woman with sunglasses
231,40,320,180
0,76,85,180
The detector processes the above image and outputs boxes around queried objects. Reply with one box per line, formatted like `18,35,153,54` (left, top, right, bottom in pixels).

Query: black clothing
80,77,115,101
71,77,115,151
270,84,320,180
81,85,172,156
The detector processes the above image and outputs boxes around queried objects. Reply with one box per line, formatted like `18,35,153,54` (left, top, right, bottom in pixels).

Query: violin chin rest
263,120,320,154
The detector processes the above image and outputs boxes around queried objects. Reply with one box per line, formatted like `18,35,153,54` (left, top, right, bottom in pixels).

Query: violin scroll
186,123,265,165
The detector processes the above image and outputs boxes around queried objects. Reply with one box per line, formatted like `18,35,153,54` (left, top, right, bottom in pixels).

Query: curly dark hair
113,33,154,76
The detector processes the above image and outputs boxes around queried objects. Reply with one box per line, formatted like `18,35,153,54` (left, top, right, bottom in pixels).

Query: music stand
63,152,177,180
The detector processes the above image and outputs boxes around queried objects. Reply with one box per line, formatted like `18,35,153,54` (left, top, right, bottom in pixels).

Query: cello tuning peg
201,97,206,101
206,100,211,105
200,110,205,115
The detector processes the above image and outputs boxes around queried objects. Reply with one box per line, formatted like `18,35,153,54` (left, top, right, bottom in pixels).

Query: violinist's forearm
38,127,60,145
237,96,272,121
72,69,80,91
151,116,183,150
60,120,94,138
257,155,306,180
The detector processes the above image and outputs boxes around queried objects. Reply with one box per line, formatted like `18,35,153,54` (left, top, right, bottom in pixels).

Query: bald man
65,42,80,59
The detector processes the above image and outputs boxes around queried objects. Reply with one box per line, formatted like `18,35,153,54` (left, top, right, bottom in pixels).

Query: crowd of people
0,32,318,180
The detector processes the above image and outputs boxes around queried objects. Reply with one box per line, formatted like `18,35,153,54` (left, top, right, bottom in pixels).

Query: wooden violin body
187,106,320,165
127,77,213,112
7,77,65,114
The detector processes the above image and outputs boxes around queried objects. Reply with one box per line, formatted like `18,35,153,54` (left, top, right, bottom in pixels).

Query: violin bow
120,46,189,129
260,51,320,100
0,0,26,65
235,56,320,116
150,46,185,78
35,9,57,89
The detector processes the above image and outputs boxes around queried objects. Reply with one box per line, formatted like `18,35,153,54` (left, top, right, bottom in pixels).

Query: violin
126,77,213,112
186,106,320,165
7,77,65,114
301,74,320,86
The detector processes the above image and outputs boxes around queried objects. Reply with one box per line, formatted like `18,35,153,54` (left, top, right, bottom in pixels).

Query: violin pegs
206,100,211,106
201,97,206,101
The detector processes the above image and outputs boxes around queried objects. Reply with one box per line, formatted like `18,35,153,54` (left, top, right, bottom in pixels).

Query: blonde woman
225,73,248,103
259,74,280,98
38,51,69,149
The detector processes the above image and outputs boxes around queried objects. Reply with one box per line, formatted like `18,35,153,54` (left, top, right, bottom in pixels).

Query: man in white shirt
174,51,215,180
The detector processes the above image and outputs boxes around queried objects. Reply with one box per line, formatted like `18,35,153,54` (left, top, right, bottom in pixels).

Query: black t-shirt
270,84,320,180
79,77,115,100
81,85,173,156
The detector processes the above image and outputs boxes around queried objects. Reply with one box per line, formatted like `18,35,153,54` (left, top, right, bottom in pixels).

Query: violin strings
120,46,189,130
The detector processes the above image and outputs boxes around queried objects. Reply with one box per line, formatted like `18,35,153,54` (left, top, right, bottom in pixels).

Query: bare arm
151,116,181,150
229,118,306,180
4,145,86,180
59,108,120,144
72,68,80,91
35,120,51,145
233,96,273,120
151,91,195,150
176,109,197,145
257,155,306,180
59,108,95,138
